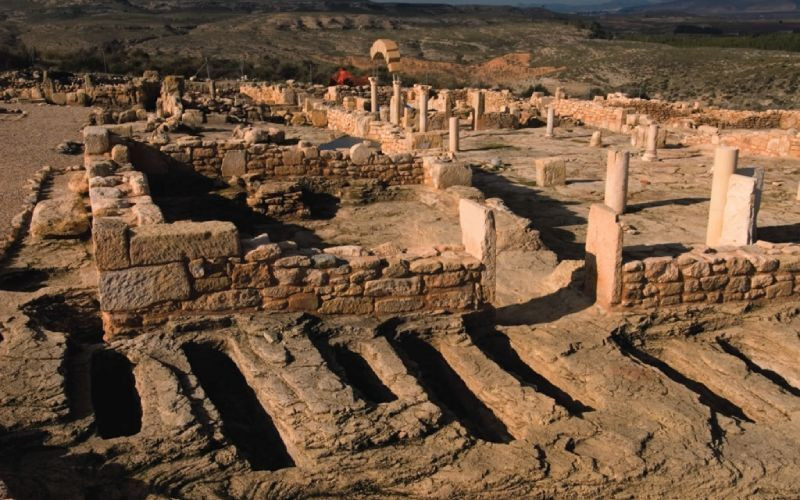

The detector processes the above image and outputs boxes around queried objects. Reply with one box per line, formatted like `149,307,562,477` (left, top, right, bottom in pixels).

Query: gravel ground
0,103,89,240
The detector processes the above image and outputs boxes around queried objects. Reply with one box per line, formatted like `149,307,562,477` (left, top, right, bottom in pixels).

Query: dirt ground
1,109,800,497
0,103,89,240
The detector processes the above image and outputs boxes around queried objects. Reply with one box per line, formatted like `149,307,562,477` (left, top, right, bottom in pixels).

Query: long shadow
307,333,397,406
469,327,594,417
182,343,295,471
757,223,800,244
134,142,329,246
387,331,513,444
716,338,800,398
471,169,587,260
625,197,707,214
0,430,153,499
623,243,692,261
495,286,592,327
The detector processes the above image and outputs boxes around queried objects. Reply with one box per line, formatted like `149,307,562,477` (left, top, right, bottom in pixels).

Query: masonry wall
683,128,800,160
618,244,800,309
159,138,425,185
84,128,486,338
324,107,445,154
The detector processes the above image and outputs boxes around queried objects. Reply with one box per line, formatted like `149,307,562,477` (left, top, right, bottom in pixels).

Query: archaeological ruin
2,34,800,498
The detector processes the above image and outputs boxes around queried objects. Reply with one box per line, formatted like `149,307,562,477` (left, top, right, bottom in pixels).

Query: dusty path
0,103,89,240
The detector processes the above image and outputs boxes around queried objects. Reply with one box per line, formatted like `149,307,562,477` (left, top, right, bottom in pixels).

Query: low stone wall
83,126,489,338
240,83,299,105
158,137,425,185
325,107,445,154
684,128,800,159
550,98,628,134
619,244,800,309
584,202,800,311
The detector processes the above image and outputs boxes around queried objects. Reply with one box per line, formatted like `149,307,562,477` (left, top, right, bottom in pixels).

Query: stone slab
129,221,240,265
99,262,191,312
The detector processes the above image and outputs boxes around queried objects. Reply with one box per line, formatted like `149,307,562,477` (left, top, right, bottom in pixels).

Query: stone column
604,149,630,214
208,80,216,100
460,199,496,304
545,105,555,138
391,76,402,126
368,77,378,117
642,124,659,162
473,91,485,131
417,85,429,133
449,116,460,153
442,90,452,122
706,146,739,246
590,131,603,147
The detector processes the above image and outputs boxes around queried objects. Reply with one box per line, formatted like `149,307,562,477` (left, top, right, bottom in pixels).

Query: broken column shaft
706,146,739,246
604,149,630,215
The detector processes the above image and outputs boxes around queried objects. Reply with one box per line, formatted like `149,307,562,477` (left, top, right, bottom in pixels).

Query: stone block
99,262,190,311
459,199,496,304
584,204,623,308
287,293,320,311
93,217,130,270
364,277,422,297
188,289,260,311
30,196,90,239
374,297,424,314
129,221,240,266
111,145,130,164
221,149,247,178
535,158,566,187
719,174,757,246
424,157,472,190
318,297,374,314
131,203,164,226
83,126,110,155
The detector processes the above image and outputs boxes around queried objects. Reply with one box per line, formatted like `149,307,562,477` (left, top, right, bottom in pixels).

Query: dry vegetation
3,2,800,109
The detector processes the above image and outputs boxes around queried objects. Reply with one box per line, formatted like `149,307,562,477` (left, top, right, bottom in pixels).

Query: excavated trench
475,331,594,417
182,342,295,471
331,343,397,404
390,333,513,444
309,333,398,406
90,350,142,439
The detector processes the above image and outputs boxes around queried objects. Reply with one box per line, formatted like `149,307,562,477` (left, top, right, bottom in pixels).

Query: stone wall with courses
324,107,445,154
158,137,424,185
683,128,800,160
618,243,800,309
84,127,486,338
606,96,800,130
549,98,628,134
99,234,488,338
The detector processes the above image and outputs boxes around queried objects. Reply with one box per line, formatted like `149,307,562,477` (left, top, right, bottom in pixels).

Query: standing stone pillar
460,199,496,304
442,90,452,122
706,146,739,246
391,76,402,126
545,105,555,138
604,149,630,215
208,80,216,100
449,116,460,153
719,174,758,246
417,85,429,133
368,77,378,117
642,124,659,162
473,91,485,131
584,204,623,309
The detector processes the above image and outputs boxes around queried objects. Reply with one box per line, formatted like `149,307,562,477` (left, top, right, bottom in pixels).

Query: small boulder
30,196,90,239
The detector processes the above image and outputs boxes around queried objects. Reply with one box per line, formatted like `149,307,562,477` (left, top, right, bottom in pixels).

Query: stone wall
684,128,800,160
158,137,425,185
324,107,445,154
619,243,800,309
83,127,488,338
584,202,800,311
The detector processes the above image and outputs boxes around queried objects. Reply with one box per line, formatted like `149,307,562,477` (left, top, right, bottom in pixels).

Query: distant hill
624,0,799,14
